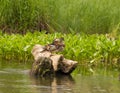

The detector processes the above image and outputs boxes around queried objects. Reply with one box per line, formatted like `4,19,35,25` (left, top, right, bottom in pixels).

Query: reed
0,0,120,33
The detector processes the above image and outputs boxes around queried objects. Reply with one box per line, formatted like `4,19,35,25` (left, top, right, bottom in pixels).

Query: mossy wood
31,44,78,76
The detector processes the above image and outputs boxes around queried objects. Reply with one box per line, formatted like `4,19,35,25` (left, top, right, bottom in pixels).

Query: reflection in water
0,60,120,93
30,74,75,93
118,73,120,81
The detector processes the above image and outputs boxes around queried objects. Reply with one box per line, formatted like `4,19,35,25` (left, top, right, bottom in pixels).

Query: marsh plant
0,31,120,67
0,0,120,33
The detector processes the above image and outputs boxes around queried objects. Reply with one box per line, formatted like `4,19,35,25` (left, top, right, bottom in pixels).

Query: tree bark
31,44,78,76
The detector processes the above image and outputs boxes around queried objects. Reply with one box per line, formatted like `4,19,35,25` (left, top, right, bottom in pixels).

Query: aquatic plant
0,32,120,67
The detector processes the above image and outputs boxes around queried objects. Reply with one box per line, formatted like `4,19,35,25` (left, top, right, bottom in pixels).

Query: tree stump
31,44,78,76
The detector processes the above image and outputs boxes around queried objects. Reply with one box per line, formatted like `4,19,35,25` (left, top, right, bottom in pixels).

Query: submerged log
50,54,64,71
31,44,78,76
30,57,54,76
59,59,78,74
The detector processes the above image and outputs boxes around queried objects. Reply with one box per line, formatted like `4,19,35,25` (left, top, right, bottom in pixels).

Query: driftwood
31,44,78,76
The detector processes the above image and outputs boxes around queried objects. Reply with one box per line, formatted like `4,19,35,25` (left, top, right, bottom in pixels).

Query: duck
44,37,65,52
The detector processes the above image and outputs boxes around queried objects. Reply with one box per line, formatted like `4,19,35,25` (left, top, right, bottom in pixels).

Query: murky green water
0,60,120,93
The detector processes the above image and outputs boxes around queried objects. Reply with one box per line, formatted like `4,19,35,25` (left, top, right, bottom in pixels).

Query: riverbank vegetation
0,31,120,67
0,0,120,34
0,0,120,70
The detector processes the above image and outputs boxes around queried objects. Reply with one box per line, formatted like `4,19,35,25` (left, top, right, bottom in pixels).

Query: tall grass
0,31,120,67
0,0,120,33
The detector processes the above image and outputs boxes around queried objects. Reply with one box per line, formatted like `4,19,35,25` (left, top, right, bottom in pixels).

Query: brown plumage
44,37,65,52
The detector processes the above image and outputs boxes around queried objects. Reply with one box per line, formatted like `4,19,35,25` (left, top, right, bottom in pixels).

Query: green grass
0,0,120,33
0,31,120,67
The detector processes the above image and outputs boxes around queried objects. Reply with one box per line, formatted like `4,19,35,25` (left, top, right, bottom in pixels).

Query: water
0,60,120,93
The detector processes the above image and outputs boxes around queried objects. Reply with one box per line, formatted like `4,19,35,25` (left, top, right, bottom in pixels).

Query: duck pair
44,37,65,52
